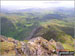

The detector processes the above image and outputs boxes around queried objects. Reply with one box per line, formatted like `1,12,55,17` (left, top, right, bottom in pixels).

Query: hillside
1,8,75,40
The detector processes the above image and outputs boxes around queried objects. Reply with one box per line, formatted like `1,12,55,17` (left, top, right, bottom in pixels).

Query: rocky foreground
0,35,71,56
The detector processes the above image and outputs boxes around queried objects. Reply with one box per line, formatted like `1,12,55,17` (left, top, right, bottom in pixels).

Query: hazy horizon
1,1,74,11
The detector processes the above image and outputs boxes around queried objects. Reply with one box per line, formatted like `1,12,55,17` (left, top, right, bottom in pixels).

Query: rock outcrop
0,35,8,42
0,35,66,56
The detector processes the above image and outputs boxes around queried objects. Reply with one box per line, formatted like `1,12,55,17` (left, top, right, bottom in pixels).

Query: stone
0,35,8,42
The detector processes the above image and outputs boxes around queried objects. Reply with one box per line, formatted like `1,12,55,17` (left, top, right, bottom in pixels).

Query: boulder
56,42,64,52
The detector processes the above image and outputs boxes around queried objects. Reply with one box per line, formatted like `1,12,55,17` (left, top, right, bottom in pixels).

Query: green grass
62,43,74,51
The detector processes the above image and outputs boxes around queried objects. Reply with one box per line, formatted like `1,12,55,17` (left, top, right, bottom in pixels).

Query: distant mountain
1,7,74,14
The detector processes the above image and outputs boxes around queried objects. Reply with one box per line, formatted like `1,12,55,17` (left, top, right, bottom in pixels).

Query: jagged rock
56,42,64,53
49,39,56,49
0,35,65,56
8,37,19,45
8,37,15,42
0,35,8,42
56,42,64,50
28,37,56,56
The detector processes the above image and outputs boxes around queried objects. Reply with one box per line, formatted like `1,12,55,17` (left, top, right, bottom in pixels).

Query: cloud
1,1,74,10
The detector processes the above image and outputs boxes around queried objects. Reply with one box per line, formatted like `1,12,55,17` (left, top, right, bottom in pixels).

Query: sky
1,1,74,10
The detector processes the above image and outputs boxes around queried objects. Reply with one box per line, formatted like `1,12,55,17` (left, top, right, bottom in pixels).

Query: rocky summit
0,35,72,56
